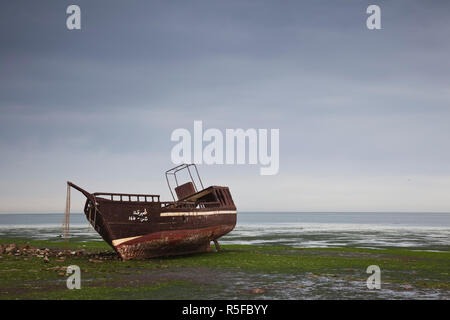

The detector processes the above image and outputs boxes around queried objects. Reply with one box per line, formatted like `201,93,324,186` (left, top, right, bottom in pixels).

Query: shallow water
0,212,449,300
0,212,449,250
203,270,449,300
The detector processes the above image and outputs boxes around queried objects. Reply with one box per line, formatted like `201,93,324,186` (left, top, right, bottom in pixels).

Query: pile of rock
0,243,119,262
0,243,33,255
0,243,86,259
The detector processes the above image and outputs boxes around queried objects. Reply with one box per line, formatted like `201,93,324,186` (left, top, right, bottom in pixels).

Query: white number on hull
128,209,149,222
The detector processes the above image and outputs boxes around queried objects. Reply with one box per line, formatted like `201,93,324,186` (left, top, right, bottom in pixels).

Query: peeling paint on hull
115,224,234,260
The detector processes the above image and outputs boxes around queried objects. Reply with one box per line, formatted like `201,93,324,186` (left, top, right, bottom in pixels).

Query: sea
0,212,449,251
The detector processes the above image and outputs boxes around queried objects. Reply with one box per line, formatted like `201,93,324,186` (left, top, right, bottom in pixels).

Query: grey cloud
0,0,449,212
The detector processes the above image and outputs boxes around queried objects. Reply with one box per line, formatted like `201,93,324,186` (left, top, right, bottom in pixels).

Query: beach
0,212,449,299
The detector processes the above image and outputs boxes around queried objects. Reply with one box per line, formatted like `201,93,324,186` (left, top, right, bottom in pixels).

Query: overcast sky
1,0,449,213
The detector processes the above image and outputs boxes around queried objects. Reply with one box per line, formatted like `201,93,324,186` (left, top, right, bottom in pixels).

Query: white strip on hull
112,236,142,246
160,210,236,217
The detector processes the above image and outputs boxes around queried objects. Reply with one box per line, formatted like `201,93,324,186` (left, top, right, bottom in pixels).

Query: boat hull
113,224,234,260
64,180,237,260
83,193,237,260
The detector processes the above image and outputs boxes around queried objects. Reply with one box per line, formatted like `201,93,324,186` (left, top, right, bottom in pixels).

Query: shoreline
0,238,448,300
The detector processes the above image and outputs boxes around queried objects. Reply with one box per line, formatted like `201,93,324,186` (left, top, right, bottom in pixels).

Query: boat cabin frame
165,164,204,201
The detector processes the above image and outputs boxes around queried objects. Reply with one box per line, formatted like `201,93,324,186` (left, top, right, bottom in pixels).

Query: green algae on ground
0,239,449,299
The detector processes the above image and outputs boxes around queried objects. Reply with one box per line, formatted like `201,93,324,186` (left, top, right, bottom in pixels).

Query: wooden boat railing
92,193,221,208
93,192,160,202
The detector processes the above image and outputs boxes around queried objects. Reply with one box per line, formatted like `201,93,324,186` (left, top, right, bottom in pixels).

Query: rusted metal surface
175,182,196,200
115,225,234,260
68,164,237,260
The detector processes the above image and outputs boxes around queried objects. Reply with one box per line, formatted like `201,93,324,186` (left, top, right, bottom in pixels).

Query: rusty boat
64,164,236,260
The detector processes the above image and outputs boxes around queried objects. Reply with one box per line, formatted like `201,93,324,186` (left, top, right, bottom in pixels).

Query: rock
43,256,50,263
5,244,17,254
88,259,103,263
47,266,63,271
250,288,265,294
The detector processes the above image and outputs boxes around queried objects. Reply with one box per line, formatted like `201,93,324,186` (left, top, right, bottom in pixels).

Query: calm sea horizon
0,212,449,250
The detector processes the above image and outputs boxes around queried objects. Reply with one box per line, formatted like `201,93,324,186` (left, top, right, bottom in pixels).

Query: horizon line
0,211,449,215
